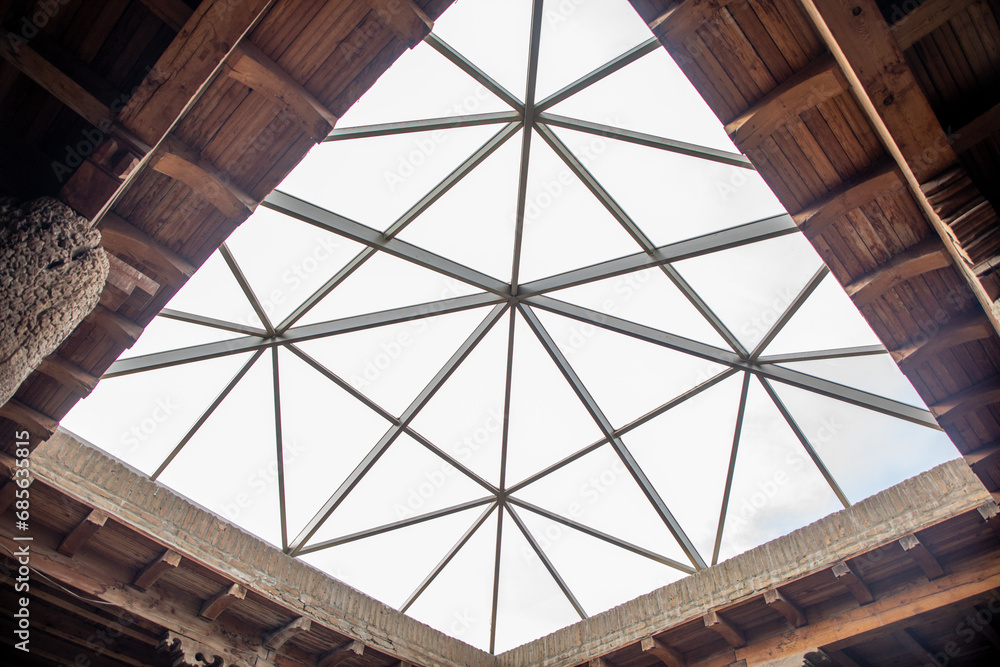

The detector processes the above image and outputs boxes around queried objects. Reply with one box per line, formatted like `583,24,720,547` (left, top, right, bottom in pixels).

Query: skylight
63,0,960,654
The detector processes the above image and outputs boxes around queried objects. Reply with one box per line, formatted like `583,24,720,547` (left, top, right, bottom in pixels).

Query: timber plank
746,0,811,71
730,0,794,84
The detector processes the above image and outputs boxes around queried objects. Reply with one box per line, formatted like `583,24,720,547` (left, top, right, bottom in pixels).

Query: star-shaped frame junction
94,0,947,653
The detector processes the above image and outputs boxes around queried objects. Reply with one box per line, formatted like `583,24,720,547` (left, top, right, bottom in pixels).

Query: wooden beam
98,212,195,283
34,355,99,397
225,41,338,140
891,628,936,664
725,55,848,148
889,0,979,50
0,476,31,514
952,101,1000,155
641,635,685,666
361,0,433,49
704,610,746,648
138,0,193,32
132,549,181,591
263,616,311,650
844,236,951,305
898,534,945,580
83,304,143,348
929,375,1000,423
965,443,1000,491
801,0,956,183
101,253,160,311
737,549,1000,663
764,587,808,628
0,399,57,439
978,500,1000,537
0,28,112,129
832,561,874,605
57,509,109,557
792,160,903,239
589,658,613,667
118,0,275,147
648,0,737,45
199,582,246,620
889,310,993,368
151,135,257,220
317,639,365,667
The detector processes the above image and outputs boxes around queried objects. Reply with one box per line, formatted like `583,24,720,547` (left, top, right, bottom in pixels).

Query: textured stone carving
0,197,108,406
158,631,253,667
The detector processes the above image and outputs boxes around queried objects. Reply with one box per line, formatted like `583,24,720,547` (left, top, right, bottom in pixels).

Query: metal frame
97,5,952,651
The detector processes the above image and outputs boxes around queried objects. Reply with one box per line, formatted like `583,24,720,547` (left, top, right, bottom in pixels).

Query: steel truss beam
157,308,268,337
286,303,508,555
104,293,503,378
537,113,753,168
517,214,798,296
277,121,522,333
264,190,510,297
519,304,708,571
535,38,661,112
323,111,521,141
525,296,941,430
424,33,524,110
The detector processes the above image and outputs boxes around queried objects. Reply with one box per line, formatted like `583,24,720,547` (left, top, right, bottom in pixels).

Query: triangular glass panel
532,308,728,429
305,431,490,544
432,0,533,99
396,127,520,280
716,377,843,564
550,125,786,247
408,310,510,486
62,353,256,476
278,124,502,232
546,47,739,152
296,249,482,326
624,372,746,561
769,382,959,505
299,505,493,610
494,506,583,653
779,354,925,408
545,266,730,349
762,272,884,356
405,507,498,652
277,347,395,539
512,443,693,566
157,352,282,547
516,505,687,617
504,310,604,486
517,128,641,283
672,233,824,350
164,248,264,330
117,315,240,361
294,306,495,418
535,0,653,101
223,206,368,326
336,40,509,128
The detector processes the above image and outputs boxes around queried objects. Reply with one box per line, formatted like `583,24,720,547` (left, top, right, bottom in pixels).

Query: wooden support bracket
641,635,685,666
0,400,58,439
764,587,807,628
648,0,737,45
704,609,746,648
57,509,109,557
793,159,904,239
263,616,311,650
899,533,945,580
965,442,1000,491
725,55,848,148
361,0,433,49
890,0,979,50
150,135,257,221
832,560,874,605
890,310,993,369
84,305,143,348
226,42,338,141
199,583,246,621
844,236,951,305
35,355,100,397
317,639,365,667
98,212,195,283
133,549,182,591
930,375,1000,423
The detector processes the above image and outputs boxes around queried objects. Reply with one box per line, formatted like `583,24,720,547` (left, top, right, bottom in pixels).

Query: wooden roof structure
2,0,1000,665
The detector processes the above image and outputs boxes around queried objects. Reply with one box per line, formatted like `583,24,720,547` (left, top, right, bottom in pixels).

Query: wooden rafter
889,0,980,50
199,583,246,621
132,549,182,591
83,304,143,347
641,636,685,666
317,639,365,667
361,0,434,49
898,533,945,580
648,0,737,44
764,587,808,628
98,212,196,283
832,560,874,606
0,399,57,439
34,355,100,397
263,616,311,650
844,236,952,305
57,509,109,557
890,310,993,368
792,160,903,239
704,610,746,648
150,135,257,221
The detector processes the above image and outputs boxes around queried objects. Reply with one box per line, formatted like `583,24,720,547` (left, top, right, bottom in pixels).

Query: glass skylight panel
62,0,963,654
